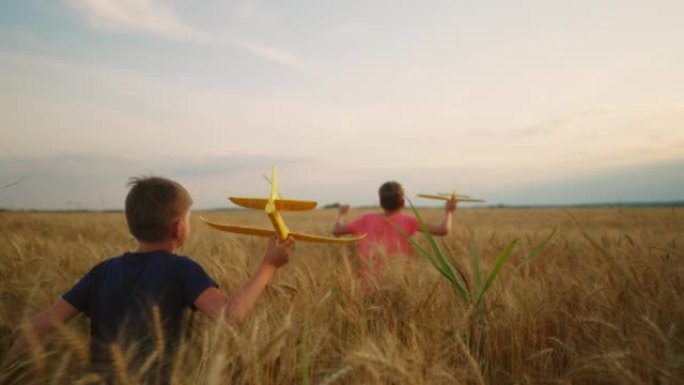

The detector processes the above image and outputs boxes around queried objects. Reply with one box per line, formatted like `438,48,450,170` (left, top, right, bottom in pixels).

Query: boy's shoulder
397,212,418,221
89,251,199,273
387,212,419,227
351,212,380,226
359,212,384,221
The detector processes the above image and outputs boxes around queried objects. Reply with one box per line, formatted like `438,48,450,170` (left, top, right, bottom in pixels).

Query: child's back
65,250,215,378
3,176,295,384
332,181,456,286
347,212,418,258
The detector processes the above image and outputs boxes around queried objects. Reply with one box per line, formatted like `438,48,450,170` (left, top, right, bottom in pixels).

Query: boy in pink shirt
332,181,456,287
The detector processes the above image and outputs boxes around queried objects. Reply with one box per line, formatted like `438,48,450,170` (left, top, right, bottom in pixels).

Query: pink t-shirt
348,212,419,259
348,212,419,285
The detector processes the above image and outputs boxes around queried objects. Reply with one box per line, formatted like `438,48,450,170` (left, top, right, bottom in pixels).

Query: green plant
400,201,556,312
396,201,517,309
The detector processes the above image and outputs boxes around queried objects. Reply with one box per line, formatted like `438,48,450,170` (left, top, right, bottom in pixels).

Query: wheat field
1,207,682,384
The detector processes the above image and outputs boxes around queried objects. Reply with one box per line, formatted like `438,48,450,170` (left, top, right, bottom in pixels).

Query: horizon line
2,199,683,213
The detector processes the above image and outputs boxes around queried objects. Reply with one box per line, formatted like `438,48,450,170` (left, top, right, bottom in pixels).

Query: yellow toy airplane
200,168,365,244
417,191,486,203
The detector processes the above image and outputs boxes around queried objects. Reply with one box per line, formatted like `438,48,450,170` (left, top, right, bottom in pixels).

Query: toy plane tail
230,167,317,211
268,167,278,204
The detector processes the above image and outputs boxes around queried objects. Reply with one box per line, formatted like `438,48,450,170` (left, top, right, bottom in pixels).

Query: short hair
379,181,405,211
125,176,193,242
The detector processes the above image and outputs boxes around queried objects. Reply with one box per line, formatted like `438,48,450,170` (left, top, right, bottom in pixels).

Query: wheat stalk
109,343,130,385
53,320,89,363
151,305,165,383
21,322,46,380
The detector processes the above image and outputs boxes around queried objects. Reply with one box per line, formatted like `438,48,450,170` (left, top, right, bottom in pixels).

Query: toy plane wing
417,193,485,203
289,232,365,243
229,197,317,211
204,167,365,244
438,192,471,198
200,216,365,243
200,218,275,237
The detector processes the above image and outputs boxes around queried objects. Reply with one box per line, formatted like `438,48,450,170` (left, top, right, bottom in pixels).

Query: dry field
1,207,683,384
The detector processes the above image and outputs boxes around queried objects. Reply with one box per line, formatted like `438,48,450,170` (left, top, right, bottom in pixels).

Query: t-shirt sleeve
179,258,218,309
62,265,100,313
347,216,365,235
406,216,420,236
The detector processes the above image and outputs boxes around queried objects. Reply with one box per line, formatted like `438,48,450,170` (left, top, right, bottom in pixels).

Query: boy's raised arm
332,204,352,236
426,200,457,236
2,299,80,366
195,236,294,324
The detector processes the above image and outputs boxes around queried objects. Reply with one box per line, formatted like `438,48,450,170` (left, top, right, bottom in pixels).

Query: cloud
491,158,684,206
447,105,618,141
65,0,202,40
64,0,305,71
514,106,612,138
0,153,309,210
517,118,565,137
0,153,306,181
230,36,306,72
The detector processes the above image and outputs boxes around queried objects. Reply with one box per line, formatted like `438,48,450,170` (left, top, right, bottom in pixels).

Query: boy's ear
170,220,182,239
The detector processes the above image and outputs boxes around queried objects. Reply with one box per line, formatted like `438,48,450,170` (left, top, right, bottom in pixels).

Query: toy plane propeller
200,168,365,244
417,190,485,203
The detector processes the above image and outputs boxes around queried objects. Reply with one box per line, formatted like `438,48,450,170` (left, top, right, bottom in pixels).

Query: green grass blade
476,239,518,306
407,201,471,302
387,215,435,264
392,200,470,303
408,201,449,261
470,232,482,298
407,231,470,302
389,218,454,280
406,200,455,273
515,227,557,272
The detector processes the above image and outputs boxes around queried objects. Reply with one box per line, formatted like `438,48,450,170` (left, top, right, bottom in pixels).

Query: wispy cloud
0,153,309,209
65,0,202,40
517,117,566,137
231,36,306,72
0,153,306,180
64,0,306,71
515,106,612,138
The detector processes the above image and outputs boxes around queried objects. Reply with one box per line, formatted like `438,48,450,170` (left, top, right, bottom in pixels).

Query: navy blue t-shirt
63,250,217,382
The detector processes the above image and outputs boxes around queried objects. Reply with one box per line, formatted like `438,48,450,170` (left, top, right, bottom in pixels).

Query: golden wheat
0,207,682,384
109,343,130,385
53,320,89,364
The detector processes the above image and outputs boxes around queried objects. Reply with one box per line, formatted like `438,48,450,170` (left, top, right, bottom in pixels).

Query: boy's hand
446,200,457,213
262,236,295,268
332,205,351,236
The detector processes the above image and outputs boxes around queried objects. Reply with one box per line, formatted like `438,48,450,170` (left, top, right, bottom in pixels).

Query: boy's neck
136,239,178,254
383,208,402,216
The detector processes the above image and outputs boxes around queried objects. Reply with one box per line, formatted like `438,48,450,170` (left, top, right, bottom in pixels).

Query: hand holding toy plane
201,168,365,244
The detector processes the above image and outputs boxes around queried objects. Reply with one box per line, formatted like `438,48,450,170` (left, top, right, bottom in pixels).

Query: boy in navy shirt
3,176,295,383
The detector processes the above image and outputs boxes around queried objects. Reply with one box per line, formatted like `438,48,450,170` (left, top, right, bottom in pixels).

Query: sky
1,0,683,210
